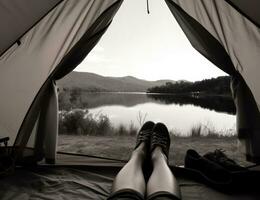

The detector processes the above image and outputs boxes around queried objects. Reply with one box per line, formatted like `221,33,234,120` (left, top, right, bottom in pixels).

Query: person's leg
110,121,155,199
146,123,181,200
147,146,181,199
111,142,147,196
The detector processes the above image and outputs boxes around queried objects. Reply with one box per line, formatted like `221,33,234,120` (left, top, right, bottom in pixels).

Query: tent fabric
13,80,57,161
39,81,58,164
165,0,237,76
231,76,260,162
0,0,259,167
166,0,260,111
14,0,123,162
225,0,260,28
0,0,122,147
13,79,53,161
1,164,260,200
0,0,62,56
165,0,260,162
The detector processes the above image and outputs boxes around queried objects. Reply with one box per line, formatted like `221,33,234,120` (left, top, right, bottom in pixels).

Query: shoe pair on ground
185,149,247,188
135,121,171,160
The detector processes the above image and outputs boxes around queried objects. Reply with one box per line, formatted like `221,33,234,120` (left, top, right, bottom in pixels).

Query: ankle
132,143,147,158
151,147,167,163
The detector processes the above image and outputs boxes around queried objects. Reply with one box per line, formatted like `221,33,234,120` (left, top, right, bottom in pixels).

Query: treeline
147,76,231,96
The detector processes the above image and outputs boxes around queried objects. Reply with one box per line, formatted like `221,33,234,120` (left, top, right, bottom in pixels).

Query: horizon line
73,69,229,83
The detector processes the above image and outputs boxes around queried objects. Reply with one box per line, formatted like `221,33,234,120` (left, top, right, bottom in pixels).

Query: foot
135,121,155,151
134,121,155,179
151,123,171,159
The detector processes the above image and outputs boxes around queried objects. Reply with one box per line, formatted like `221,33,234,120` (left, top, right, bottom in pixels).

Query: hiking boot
204,149,247,172
135,121,155,150
185,149,232,185
150,123,171,159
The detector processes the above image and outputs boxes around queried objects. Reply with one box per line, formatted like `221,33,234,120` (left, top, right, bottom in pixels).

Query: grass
59,109,235,138
58,134,251,167
59,110,138,136
58,109,249,167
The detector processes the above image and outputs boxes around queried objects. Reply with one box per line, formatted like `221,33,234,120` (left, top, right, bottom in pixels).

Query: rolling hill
57,71,175,92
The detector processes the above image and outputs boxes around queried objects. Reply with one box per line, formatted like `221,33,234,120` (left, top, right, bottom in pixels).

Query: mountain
57,71,175,92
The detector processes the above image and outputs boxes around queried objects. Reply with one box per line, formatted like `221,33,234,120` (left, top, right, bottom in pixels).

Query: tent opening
56,0,249,166
1,0,260,199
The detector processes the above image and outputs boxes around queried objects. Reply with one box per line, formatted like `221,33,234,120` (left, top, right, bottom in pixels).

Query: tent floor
0,153,259,200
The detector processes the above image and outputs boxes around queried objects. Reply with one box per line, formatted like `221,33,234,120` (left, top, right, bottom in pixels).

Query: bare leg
147,147,181,199
111,143,147,196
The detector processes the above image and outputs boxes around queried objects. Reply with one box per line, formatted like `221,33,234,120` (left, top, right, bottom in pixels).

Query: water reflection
147,94,236,115
59,91,236,115
88,102,236,136
58,91,236,136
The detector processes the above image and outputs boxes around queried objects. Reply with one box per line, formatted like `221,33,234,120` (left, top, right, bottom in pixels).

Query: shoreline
58,135,249,167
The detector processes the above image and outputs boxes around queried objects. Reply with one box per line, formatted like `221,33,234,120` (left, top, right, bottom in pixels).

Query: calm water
69,92,236,137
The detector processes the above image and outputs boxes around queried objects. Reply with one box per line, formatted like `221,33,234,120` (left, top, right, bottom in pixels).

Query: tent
0,0,260,199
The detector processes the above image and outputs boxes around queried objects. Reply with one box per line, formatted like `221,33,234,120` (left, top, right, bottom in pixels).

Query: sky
75,0,227,82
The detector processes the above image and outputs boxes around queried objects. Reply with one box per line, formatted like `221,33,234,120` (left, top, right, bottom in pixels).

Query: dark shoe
204,149,247,172
150,123,171,159
135,121,155,150
185,149,232,185
135,121,155,181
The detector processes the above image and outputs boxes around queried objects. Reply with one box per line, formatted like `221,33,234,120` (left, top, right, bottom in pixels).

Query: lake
58,92,247,165
60,92,236,137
